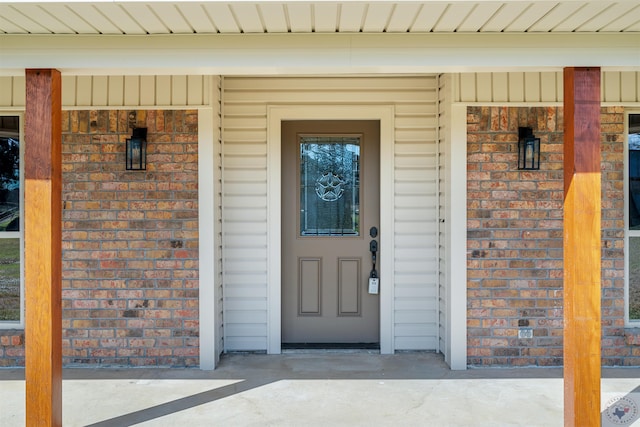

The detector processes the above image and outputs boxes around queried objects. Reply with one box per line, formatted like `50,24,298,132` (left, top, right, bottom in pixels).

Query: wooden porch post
24,69,63,427
563,67,601,426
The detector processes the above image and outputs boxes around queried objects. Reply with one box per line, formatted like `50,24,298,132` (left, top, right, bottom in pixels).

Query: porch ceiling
1,1,639,35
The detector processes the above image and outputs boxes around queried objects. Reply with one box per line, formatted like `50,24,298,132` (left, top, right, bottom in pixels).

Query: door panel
282,120,380,344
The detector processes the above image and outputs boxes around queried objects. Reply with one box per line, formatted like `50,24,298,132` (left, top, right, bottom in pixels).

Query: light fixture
126,127,147,170
518,127,540,170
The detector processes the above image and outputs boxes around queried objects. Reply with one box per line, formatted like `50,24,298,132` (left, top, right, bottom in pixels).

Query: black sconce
126,127,147,170
518,127,540,170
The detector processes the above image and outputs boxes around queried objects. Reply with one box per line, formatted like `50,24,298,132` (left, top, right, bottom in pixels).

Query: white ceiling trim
1,32,638,75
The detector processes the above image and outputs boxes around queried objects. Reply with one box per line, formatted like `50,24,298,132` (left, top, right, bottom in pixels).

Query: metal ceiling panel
362,3,394,32
120,3,171,34
576,2,639,31
0,4,50,33
40,4,100,34
94,3,147,35
456,2,503,32
149,3,193,34
0,15,27,33
411,2,448,32
230,3,264,33
433,3,476,32
313,3,337,33
338,2,366,32
386,3,422,32
258,3,288,33
0,1,639,35
66,3,125,35
480,2,530,32
286,3,310,32
552,2,612,32
202,3,239,33
8,4,75,34
527,2,587,32
176,3,216,33
503,2,557,32
627,19,640,32
599,4,640,32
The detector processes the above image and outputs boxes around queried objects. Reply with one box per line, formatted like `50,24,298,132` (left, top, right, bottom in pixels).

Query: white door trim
447,104,468,370
198,107,217,369
267,105,395,354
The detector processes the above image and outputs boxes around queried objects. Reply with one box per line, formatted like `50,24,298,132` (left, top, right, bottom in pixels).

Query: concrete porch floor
2,352,640,426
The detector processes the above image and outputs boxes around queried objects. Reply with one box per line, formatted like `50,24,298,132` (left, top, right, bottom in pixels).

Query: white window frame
625,110,640,326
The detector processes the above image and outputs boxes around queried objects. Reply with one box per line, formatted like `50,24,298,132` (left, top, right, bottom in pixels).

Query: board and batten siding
0,75,211,107
222,76,440,351
454,71,640,104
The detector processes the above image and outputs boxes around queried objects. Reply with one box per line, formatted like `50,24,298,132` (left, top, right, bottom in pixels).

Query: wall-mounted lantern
126,127,147,170
518,127,540,170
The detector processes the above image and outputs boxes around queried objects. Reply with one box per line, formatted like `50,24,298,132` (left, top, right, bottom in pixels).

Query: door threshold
281,343,380,353
282,348,381,355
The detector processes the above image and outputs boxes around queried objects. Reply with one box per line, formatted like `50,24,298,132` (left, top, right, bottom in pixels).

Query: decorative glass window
0,115,22,326
627,113,640,321
299,136,360,236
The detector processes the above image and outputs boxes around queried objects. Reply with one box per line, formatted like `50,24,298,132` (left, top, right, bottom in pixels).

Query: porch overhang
1,32,639,76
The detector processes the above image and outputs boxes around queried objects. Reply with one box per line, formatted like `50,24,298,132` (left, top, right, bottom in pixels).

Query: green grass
629,237,640,320
0,238,20,321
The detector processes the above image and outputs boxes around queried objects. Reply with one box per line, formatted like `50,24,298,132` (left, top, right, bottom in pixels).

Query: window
0,115,23,327
627,113,640,322
299,136,361,236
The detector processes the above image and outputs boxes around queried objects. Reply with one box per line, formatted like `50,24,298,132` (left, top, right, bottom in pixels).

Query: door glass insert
300,136,360,236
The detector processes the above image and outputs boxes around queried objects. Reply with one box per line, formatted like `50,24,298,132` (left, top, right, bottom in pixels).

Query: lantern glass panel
126,137,147,170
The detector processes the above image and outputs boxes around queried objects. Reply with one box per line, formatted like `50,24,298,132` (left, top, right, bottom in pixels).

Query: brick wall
0,109,200,367
467,106,627,366
61,109,200,366
0,331,24,367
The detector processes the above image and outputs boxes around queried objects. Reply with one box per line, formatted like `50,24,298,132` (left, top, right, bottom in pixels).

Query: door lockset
368,238,379,294
369,239,378,263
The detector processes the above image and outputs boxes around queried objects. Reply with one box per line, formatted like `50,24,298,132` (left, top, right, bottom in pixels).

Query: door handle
369,239,378,265
368,226,379,294
368,238,379,294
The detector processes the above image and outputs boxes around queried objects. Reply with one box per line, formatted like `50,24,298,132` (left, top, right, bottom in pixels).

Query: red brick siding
0,331,24,366
467,106,626,366
0,109,200,367
61,110,199,366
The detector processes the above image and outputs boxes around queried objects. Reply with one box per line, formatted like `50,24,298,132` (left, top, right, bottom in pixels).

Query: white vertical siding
222,76,440,352
437,74,449,358
392,78,439,350
213,76,224,360
0,75,211,107
454,71,640,103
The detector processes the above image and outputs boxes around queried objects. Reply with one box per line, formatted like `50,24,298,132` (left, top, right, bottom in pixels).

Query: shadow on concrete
4,352,640,426
84,378,276,427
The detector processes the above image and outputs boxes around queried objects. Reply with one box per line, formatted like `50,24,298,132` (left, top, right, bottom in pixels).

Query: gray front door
281,120,380,345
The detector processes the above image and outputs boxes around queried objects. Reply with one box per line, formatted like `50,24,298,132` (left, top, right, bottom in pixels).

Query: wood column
563,67,601,427
24,69,63,427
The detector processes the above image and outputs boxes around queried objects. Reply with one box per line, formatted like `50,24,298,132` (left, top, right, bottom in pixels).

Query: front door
282,120,380,345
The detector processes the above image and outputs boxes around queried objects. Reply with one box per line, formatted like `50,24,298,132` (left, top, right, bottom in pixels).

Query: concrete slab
2,352,640,426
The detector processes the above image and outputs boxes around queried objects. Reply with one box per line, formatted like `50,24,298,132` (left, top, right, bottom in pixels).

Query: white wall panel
454,72,640,103
0,75,211,108
222,75,440,352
